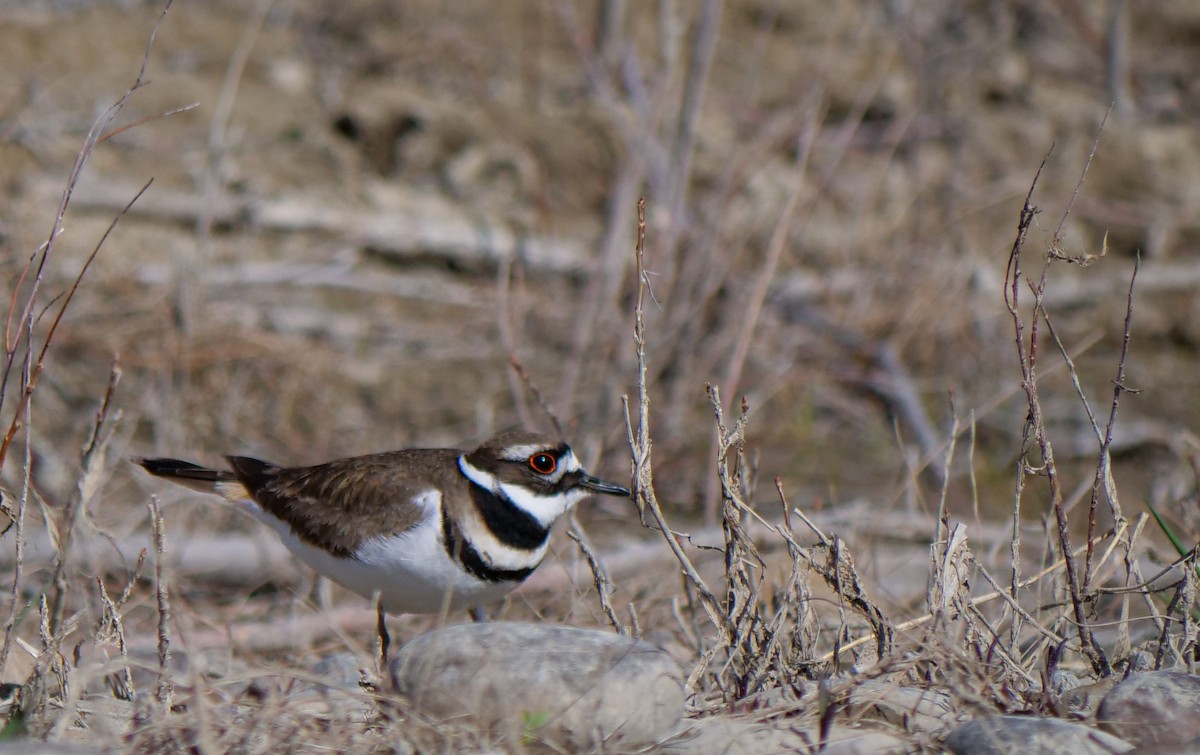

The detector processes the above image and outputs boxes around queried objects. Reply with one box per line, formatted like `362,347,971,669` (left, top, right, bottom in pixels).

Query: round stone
390,622,684,751
311,653,369,690
657,718,814,753
847,679,955,733
944,715,1132,754
659,717,911,754
1097,670,1200,748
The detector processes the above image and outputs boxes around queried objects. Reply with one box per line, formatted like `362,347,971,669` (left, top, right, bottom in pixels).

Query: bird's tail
136,458,248,500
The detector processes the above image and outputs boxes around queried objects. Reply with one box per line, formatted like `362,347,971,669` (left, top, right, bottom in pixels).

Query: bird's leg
375,599,391,670
469,605,488,622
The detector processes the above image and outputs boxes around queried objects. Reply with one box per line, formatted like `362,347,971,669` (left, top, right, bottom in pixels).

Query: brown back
227,448,465,557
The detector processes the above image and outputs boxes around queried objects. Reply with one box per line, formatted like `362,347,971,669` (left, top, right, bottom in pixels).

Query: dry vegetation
2,0,1200,751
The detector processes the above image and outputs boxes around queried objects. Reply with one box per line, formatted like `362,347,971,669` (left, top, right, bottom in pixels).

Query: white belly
236,496,521,614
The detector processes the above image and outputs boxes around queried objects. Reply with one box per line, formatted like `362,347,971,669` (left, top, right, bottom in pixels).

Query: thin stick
0,0,173,468
0,316,34,679
48,359,122,633
497,253,535,432
508,356,564,439
1002,158,1046,655
1037,307,1102,444
623,198,729,636
1084,253,1139,585
1052,108,1110,243
95,577,135,700
705,110,816,523
968,410,980,531
935,392,959,544
149,496,173,710
776,481,828,546
1004,151,1109,675
821,520,1128,662
567,517,625,635
98,102,200,144
0,180,151,468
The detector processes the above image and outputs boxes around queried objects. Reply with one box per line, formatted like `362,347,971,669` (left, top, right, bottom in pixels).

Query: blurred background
2,0,1199,549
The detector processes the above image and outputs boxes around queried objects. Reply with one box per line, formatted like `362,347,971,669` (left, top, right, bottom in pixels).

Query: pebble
847,679,955,733
1059,675,1119,715
944,715,1133,754
822,730,913,755
657,717,812,753
311,653,370,691
390,622,684,751
657,717,908,754
1096,670,1200,748
0,744,106,755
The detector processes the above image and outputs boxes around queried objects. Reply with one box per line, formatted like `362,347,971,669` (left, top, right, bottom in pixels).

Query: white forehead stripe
500,443,561,462
492,445,581,484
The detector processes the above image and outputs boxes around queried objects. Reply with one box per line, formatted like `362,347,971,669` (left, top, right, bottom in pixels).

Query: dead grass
613,145,1198,742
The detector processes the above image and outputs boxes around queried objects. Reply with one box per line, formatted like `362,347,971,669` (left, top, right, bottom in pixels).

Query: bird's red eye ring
529,453,557,475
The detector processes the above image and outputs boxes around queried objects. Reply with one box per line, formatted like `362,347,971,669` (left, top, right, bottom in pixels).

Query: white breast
235,490,522,614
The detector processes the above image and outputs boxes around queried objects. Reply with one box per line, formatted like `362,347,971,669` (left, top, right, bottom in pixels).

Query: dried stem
0,2,175,683
149,496,173,710
1051,108,1109,244
0,0,172,470
566,519,625,636
0,318,35,679
1083,253,1138,586
497,254,535,433
622,198,729,639
0,184,150,470
48,359,122,634
825,519,1129,662
704,112,817,523
1003,150,1110,675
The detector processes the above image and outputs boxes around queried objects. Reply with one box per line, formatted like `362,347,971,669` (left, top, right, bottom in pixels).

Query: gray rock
944,715,1133,754
311,653,369,690
1060,675,1118,715
659,717,909,754
0,744,106,755
657,717,815,753
822,729,911,754
847,680,955,733
1097,671,1200,748
73,647,189,702
1049,669,1082,694
1125,651,1154,674
735,681,811,710
296,654,379,719
1127,733,1200,754
390,622,683,751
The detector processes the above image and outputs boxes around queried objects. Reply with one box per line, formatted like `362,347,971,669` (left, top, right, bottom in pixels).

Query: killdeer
137,431,629,631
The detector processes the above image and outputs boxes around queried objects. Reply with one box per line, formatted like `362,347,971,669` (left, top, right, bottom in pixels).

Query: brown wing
226,449,463,558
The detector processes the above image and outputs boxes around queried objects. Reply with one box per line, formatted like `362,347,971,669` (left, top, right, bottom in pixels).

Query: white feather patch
498,443,552,461
497,481,583,527
458,456,500,492
233,490,520,614
458,456,580,527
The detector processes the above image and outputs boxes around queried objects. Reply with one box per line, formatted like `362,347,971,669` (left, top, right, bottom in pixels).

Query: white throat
457,456,580,528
